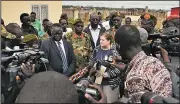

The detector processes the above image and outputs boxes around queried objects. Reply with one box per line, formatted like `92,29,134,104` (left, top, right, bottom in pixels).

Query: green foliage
68,18,74,28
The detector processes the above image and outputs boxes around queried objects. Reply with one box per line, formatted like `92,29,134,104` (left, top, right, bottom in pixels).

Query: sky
62,1,179,10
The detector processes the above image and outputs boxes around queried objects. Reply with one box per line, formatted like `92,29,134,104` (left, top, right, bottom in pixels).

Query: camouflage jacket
66,32,93,72
1,25,16,39
38,32,49,40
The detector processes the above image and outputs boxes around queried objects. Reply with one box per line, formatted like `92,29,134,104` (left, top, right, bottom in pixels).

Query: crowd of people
1,10,179,103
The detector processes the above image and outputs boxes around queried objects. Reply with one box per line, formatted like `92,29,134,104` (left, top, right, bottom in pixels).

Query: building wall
1,1,62,25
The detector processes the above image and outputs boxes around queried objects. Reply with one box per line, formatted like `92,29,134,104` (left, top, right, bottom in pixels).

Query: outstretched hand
20,62,35,77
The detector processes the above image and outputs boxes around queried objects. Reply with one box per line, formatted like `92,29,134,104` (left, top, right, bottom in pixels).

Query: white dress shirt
89,25,101,46
63,28,72,37
55,40,66,58
102,21,110,30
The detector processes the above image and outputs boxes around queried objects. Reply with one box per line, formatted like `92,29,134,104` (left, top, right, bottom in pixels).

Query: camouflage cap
111,12,121,19
73,19,83,25
22,34,38,43
1,25,16,39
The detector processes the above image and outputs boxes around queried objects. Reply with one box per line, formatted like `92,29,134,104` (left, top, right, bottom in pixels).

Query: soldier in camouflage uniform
22,34,39,49
106,12,122,40
66,19,93,72
1,25,16,39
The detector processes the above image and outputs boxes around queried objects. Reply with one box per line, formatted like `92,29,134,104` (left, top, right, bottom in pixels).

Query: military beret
111,12,121,19
1,25,16,39
22,34,38,43
140,13,157,22
73,19,83,25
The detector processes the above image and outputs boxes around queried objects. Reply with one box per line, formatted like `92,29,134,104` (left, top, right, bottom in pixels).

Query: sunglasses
91,18,99,21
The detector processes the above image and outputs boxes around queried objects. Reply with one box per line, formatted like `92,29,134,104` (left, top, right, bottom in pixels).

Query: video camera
141,92,180,104
75,78,101,104
147,28,180,57
1,50,48,104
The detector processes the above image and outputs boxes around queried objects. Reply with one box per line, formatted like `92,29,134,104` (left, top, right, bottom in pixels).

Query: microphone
161,34,180,39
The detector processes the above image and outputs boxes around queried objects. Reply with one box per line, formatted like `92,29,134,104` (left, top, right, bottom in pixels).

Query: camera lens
85,88,97,96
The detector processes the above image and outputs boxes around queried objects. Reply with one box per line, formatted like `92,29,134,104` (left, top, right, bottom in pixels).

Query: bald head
90,12,98,19
115,25,141,58
16,71,78,103
44,21,53,35
89,12,99,26
137,27,148,44
46,21,53,27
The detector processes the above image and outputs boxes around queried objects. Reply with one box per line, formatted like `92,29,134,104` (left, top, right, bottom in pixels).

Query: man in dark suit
40,23,76,77
84,12,106,49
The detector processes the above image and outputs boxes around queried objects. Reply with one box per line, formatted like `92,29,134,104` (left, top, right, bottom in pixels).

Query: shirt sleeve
145,60,172,98
126,59,172,103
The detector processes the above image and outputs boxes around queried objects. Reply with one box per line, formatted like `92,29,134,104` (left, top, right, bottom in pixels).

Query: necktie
57,41,68,73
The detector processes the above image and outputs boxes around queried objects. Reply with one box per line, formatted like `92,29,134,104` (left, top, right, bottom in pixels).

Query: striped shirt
89,45,121,89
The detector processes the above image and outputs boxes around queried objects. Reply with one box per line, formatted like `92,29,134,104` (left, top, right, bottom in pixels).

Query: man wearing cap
84,12,106,50
1,18,16,40
1,23,18,55
140,13,157,35
66,19,92,72
106,12,122,39
1,25,16,40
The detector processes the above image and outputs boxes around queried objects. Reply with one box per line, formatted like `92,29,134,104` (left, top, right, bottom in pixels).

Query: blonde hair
101,32,113,44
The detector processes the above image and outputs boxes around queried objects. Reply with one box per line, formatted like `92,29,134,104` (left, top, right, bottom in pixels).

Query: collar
73,32,84,39
128,51,147,67
89,25,101,30
59,40,63,44
21,24,33,29
31,19,39,24
55,39,63,44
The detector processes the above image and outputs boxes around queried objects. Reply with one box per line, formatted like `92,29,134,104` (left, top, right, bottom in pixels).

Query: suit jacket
40,37,76,77
83,24,106,49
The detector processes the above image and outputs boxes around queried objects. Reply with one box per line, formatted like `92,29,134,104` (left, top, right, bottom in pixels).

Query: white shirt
63,28,72,37
89,25,101,46
102,21,110,30
55,40,66,58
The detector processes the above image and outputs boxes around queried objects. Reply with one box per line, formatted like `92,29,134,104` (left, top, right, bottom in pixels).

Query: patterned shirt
66,32,93,72
125,51,172,103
